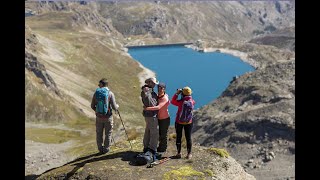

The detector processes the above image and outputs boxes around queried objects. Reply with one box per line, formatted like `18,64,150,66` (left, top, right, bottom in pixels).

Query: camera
177,88,182,93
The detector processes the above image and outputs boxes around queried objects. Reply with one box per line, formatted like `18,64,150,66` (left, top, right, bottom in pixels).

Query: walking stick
117,110,133,150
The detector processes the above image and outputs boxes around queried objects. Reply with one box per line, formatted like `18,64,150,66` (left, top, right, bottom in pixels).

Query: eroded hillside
191,40,295,179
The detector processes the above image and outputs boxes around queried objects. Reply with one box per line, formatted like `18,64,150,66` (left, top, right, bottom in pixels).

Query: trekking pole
117,110,133,150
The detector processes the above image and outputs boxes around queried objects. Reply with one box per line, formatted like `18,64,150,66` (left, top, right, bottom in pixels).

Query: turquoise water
128,45,254,125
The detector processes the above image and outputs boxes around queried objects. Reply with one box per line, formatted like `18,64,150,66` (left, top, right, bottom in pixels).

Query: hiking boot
98,146,104,154
103,148,110,154
153,154,158,162
157,147,167,153
143,147,149,153
175,153,182,159
186,154,192,159
155,152,163,159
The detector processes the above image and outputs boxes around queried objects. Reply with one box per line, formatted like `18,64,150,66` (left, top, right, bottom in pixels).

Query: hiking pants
96,116,113,152
157,117,170,152
143,116,159,152
175,122,193,154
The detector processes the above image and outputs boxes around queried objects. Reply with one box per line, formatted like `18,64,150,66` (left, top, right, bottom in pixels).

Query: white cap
145,77,159,85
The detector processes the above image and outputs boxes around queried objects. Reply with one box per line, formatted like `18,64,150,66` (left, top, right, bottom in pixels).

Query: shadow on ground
25,150,141,179
25,174,40,180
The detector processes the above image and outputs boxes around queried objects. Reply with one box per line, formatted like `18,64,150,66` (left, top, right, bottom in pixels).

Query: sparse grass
163,166,205,180
64,116,94,129
126,128,141,141
114,136,144,151
25,128,81,144
25,12,74,31
207,148,230,158
66,141,97,157
26,72,92,124
168,133,176,141
203,169,215,177
74,44,83,49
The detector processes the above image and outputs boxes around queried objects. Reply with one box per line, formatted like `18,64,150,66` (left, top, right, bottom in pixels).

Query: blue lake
128,45,255,125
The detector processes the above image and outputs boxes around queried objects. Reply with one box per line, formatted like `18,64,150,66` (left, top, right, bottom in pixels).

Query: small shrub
203,169,215,177
207,148,230,158
163,166,205,180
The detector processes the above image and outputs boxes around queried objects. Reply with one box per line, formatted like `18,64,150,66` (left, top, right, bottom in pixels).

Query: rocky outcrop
193,60,295,144
32,134,255,180
191,40,295,179
25,25,59,95
25,52,61,96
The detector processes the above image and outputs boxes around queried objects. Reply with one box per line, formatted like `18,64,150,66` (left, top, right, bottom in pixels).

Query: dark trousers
175,122,193,154
157,117,170,152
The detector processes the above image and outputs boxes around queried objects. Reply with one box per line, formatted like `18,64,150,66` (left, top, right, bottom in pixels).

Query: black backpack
135,151,154,165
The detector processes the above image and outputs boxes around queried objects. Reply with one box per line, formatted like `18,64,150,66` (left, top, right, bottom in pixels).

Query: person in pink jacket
171,86,195,159
144,82,170,153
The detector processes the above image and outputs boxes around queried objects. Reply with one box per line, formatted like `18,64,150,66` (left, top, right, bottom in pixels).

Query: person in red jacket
171,86,195,159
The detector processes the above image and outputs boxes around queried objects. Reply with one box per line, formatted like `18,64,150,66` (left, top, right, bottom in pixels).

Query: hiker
144,82,170,154
141,77,159,158
171,86,195,159
91,78,119,154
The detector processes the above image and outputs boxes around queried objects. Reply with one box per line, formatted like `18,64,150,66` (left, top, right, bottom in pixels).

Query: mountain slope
249,27,295,52
191,40,295,179
25,8,144,125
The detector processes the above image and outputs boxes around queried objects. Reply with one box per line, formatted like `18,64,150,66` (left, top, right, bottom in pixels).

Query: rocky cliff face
101,1,294,42
25,52,61,96
26,1,295,43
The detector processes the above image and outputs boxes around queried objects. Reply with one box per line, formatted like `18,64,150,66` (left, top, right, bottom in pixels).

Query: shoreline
185,44,259,69
127,43,257,88
137,62,157,87
125,51,157,87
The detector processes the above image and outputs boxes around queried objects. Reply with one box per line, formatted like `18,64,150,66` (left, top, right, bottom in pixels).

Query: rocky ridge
249,27,295,52
191,40,295,179
29,130,255,180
